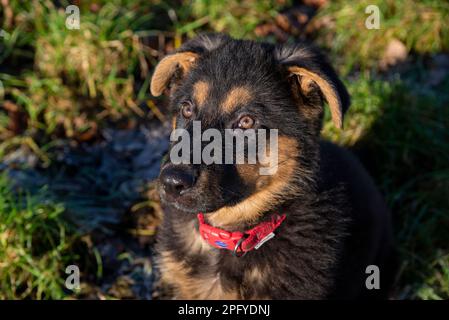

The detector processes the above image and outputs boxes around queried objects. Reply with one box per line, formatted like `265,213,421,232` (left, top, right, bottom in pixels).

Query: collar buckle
232,235,248,258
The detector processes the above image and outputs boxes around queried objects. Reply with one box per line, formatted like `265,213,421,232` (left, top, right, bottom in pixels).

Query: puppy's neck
205,175,316,230
203,194,301,232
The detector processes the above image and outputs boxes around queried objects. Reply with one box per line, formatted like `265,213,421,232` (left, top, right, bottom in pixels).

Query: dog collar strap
197,213,286,257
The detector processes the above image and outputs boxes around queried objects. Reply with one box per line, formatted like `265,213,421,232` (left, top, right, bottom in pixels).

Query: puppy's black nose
160,166,196,197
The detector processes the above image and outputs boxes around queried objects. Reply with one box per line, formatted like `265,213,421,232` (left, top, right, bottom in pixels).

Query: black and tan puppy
150,34,394,299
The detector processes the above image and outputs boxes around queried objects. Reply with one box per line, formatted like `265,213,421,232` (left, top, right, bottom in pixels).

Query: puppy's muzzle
160,164,196,198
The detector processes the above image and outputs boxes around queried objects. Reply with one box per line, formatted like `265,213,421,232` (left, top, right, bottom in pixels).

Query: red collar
197,213,286,257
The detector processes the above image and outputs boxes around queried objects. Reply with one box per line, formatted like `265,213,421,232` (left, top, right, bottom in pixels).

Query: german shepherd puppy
150,34,394,299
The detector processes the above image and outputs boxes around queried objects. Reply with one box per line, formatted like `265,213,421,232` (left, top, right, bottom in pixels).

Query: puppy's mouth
160,196,199,214
159,188,221,214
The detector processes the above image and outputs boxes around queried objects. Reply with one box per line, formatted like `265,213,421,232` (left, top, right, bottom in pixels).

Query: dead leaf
380,39,408,70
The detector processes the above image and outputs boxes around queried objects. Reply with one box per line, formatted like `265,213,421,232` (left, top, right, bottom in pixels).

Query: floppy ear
150,33,230,97
150,52,198,96
275,44,350,129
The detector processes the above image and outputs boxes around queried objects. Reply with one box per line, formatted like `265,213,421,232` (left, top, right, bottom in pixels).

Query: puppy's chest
159,223,270,299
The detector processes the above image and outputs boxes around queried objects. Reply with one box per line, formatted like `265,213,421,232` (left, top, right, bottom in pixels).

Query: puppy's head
151,34,350,226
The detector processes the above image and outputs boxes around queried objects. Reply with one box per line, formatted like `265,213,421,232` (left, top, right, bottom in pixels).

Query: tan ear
150,52,198,97
288,66,344,129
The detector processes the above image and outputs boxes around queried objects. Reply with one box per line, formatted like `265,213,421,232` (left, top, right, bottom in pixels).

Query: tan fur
159,251,240,299
241,267,272,299
289,75,322,123
288,66,343,128
158,219,239,299
220,87,253,113
208,137,299,227
245,266,265,284
181,219,214,254
193,81,210,107
235,164,259,184
150,52,198,96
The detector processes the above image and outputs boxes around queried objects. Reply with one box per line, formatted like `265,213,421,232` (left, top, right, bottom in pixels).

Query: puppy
150,34,394,299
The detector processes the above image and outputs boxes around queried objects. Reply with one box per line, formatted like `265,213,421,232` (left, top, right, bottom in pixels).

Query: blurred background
0,0,448,300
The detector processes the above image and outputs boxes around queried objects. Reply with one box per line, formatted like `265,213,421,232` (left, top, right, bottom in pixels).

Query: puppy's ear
275,44,350,129
150,33,230,97
150,52,198,96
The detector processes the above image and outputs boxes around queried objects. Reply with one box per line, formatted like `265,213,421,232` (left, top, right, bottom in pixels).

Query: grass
0,0,156,158
176,0,289,38
312,0,449,73
0,173,79,299
1,0,448,299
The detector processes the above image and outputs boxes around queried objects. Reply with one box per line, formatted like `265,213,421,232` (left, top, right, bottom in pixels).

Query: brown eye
181,101,193,119
238,115,255,129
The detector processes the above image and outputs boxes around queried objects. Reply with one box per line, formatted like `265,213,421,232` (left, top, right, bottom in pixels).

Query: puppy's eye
180,101,193,119
237,115,255,129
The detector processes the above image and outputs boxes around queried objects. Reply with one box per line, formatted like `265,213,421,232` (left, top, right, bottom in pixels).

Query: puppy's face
151,35,349,224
